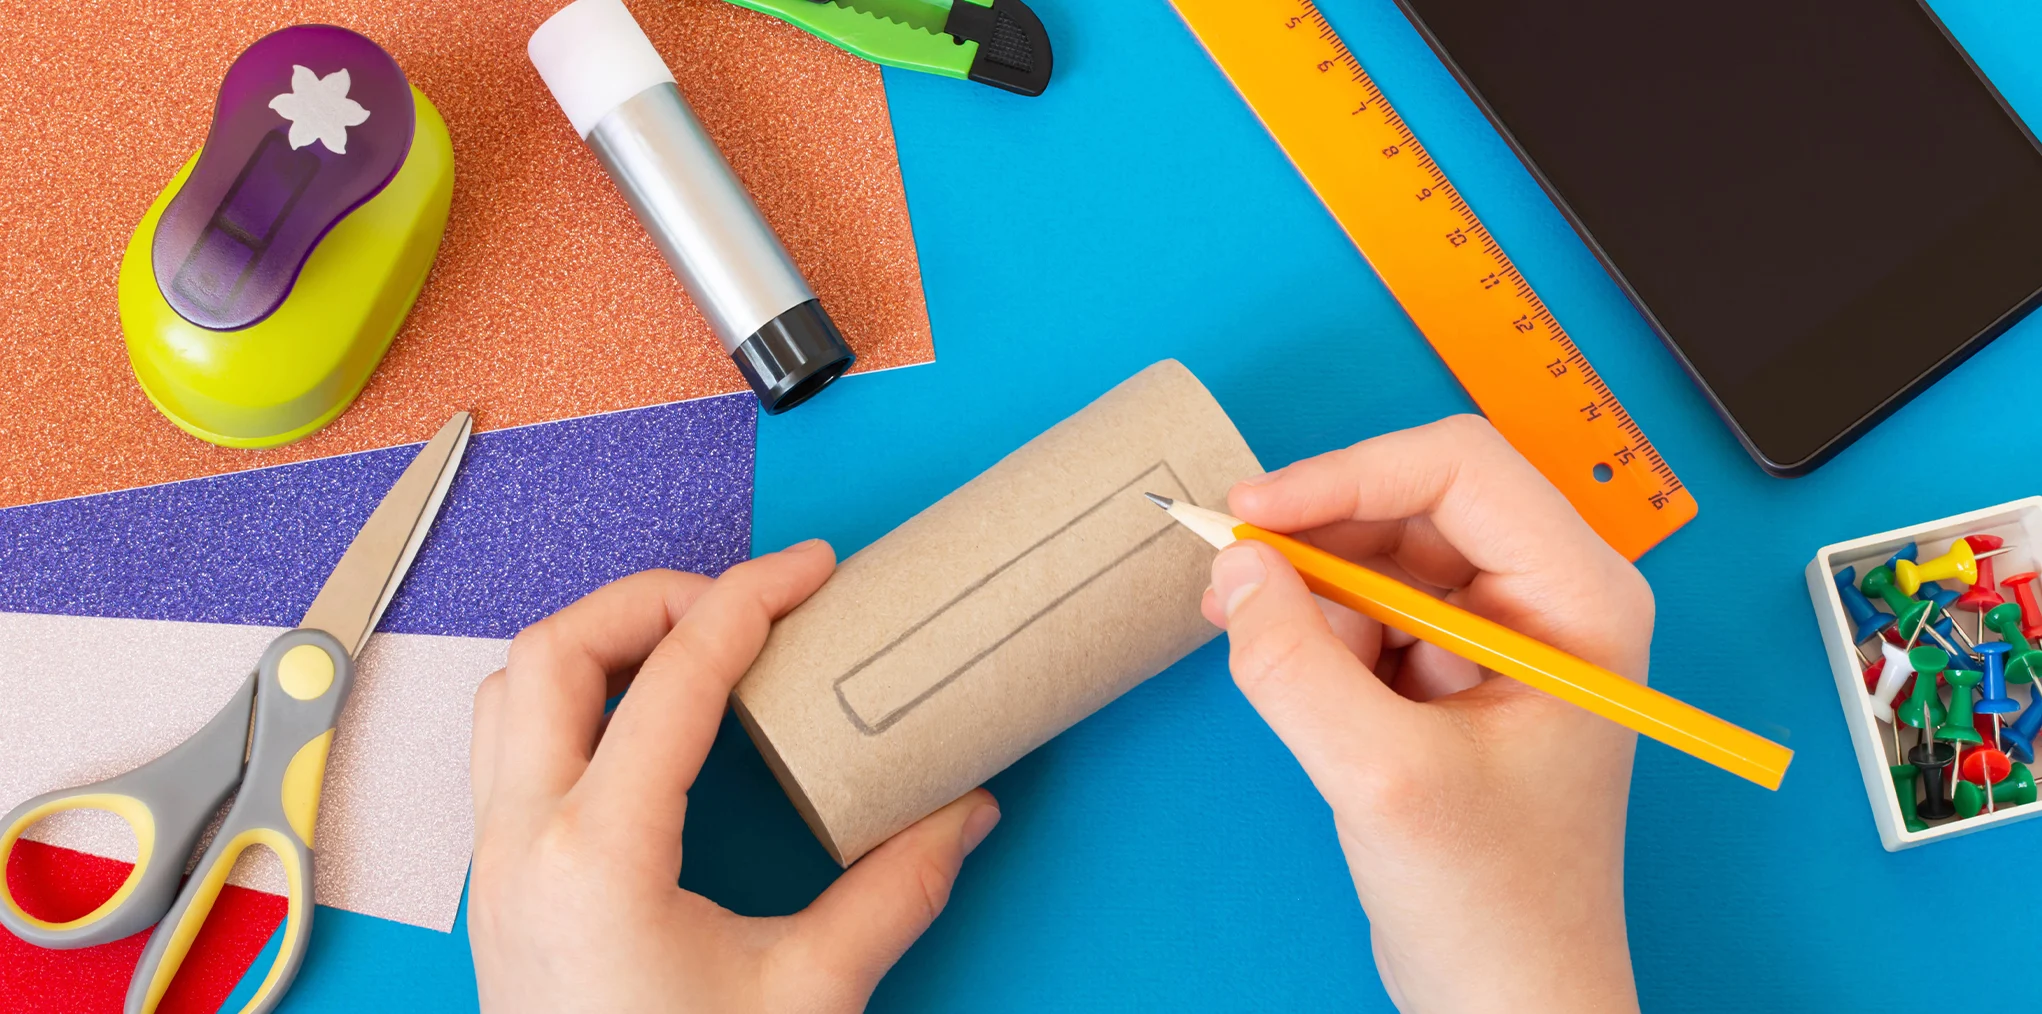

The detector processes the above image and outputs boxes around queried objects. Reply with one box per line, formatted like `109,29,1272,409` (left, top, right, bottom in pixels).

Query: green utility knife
726,0,1052,96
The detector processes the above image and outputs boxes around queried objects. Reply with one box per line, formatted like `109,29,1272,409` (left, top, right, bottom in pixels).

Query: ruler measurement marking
1175,0,1696,555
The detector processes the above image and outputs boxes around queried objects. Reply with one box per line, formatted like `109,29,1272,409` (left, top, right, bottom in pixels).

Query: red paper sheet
2,840,288,1014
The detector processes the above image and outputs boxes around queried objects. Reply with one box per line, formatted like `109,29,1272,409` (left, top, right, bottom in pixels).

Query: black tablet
1393,0,2042,475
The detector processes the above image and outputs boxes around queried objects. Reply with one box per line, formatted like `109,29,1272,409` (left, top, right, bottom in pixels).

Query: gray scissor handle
123,628,356,1014
0,672,255,949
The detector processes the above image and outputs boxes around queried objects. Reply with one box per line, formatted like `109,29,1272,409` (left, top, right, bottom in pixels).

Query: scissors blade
299,411,472,658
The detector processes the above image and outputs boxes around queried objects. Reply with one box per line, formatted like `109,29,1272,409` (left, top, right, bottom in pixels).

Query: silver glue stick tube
529,0,855,413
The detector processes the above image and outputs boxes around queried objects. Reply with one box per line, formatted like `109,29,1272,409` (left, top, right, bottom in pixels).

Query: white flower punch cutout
268,65,370,154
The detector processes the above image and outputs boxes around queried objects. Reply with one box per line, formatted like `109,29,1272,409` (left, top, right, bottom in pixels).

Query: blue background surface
15,0,2042,1010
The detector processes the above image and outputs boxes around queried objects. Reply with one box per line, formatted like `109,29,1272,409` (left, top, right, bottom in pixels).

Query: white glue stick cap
529,0,677,137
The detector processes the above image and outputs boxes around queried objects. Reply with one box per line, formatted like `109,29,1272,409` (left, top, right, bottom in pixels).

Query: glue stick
529,0,855,413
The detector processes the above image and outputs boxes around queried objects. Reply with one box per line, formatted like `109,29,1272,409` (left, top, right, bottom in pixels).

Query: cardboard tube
734,360,1263,864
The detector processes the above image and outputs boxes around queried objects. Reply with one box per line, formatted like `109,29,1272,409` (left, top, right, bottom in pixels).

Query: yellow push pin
1897,539,1979,597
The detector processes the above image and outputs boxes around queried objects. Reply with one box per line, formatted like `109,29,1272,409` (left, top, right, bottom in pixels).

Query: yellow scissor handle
0,793,157,933
125,629,353,1014
0,674,255,949
130,824,312,1014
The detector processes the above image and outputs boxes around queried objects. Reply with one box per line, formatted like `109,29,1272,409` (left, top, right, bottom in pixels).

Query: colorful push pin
1961,745,2013,786
1870,640,1916,724
1836,566,1895,646
1937,667,1985,745
2003,571,2042,643
1866,567,1945,648
1983,603,2042,683
1897,600,1935,644
1892,764,1928,833
1977,641,2019,729
1957,535,2007,642
1863,566,1918,617
1953,761,2038,818
1886,542,1919,569
1910,741,1957,820
1898,646,1949,731
1979,642,2016,699
1918,581,1960,612
1895,539,1976,596
1975,712,2001,744
2012,651,2042,687
2003,688,2042,764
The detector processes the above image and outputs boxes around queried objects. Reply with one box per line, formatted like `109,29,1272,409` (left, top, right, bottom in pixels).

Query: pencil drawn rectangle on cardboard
735,360,1264,865
834,462,1194,733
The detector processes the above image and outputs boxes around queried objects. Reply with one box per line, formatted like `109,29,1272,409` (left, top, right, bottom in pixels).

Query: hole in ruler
1592,463,1614,483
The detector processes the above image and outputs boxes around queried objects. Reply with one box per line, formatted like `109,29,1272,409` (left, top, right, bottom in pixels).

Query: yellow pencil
1147,494,1791,790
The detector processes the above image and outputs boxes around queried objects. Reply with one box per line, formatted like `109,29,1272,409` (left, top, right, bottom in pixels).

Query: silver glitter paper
0,612,505,932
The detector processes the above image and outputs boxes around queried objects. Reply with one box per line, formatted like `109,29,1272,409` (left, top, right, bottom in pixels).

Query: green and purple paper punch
724,0,1052,96
119,25,453,448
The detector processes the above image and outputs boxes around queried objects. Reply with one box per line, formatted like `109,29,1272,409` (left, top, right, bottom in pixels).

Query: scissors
0,411,472,1014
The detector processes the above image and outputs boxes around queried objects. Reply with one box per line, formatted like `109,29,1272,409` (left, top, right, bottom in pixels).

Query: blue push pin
1836,566,1895,644
1919,581,1959,612
1978,642,2019,716
2003,688,2042,764
1887,542,1919,568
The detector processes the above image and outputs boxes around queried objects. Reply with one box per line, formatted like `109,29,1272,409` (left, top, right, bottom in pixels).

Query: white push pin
1871,639,1917,724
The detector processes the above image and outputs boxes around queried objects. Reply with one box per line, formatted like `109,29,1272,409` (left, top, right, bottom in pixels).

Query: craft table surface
17,0,2042,1010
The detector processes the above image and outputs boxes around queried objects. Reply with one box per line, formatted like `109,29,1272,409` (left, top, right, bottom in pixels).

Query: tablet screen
1395,0,2042,473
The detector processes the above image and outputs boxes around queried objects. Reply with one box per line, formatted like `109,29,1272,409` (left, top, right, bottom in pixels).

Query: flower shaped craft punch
268,65,370,154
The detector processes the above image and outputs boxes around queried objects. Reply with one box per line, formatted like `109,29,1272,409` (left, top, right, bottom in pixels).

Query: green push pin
1892,764,1928,832
1983,603,2042,684
1953,761,2040,818
1898,646,1949,730
1937,667,1984,744
1863,566,1913,613
1866,566,1942,632
2012,651,2042,686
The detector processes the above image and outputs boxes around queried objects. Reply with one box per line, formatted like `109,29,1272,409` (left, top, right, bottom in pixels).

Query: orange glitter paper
0,0,932,508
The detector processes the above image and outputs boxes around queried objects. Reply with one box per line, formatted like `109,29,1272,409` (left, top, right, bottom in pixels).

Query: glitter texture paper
0,613,507,933
1,393,755,945
0,0,932,508
0,396,757,638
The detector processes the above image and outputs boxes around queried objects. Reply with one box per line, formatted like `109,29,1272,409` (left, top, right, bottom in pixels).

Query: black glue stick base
732,299,856,414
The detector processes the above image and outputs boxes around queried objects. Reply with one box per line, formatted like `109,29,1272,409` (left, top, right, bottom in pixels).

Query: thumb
787,789,999,994
1212,540,1426,789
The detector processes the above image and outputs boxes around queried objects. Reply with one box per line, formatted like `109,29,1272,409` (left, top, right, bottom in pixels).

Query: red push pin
1956,535,2007,643
1976,711,2000,745
2003,571,2042,643
1962,746,2017,813
1962,745,2014,787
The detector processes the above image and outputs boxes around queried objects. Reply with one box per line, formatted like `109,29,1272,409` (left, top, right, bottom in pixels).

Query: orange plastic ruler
1171,0,1697,560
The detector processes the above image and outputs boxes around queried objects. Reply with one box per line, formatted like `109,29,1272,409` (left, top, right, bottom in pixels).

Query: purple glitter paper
0,396,756,639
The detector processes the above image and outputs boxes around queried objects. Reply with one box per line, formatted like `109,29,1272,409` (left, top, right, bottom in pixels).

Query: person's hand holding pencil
1203,415,1647,1014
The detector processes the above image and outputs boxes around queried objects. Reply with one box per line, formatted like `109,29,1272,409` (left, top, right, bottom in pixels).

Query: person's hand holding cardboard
466,550,999,1014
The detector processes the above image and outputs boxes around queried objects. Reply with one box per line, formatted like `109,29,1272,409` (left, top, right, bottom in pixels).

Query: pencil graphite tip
1143,492,1175,510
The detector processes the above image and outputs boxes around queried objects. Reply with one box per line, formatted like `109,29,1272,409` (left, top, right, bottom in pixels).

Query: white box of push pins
1808,499,2042,851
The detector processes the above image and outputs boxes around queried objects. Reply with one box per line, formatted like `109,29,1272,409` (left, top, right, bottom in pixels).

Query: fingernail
1211,543,1266,619
1238,467,1284,487
786,538,828,553
961,802,1001,855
